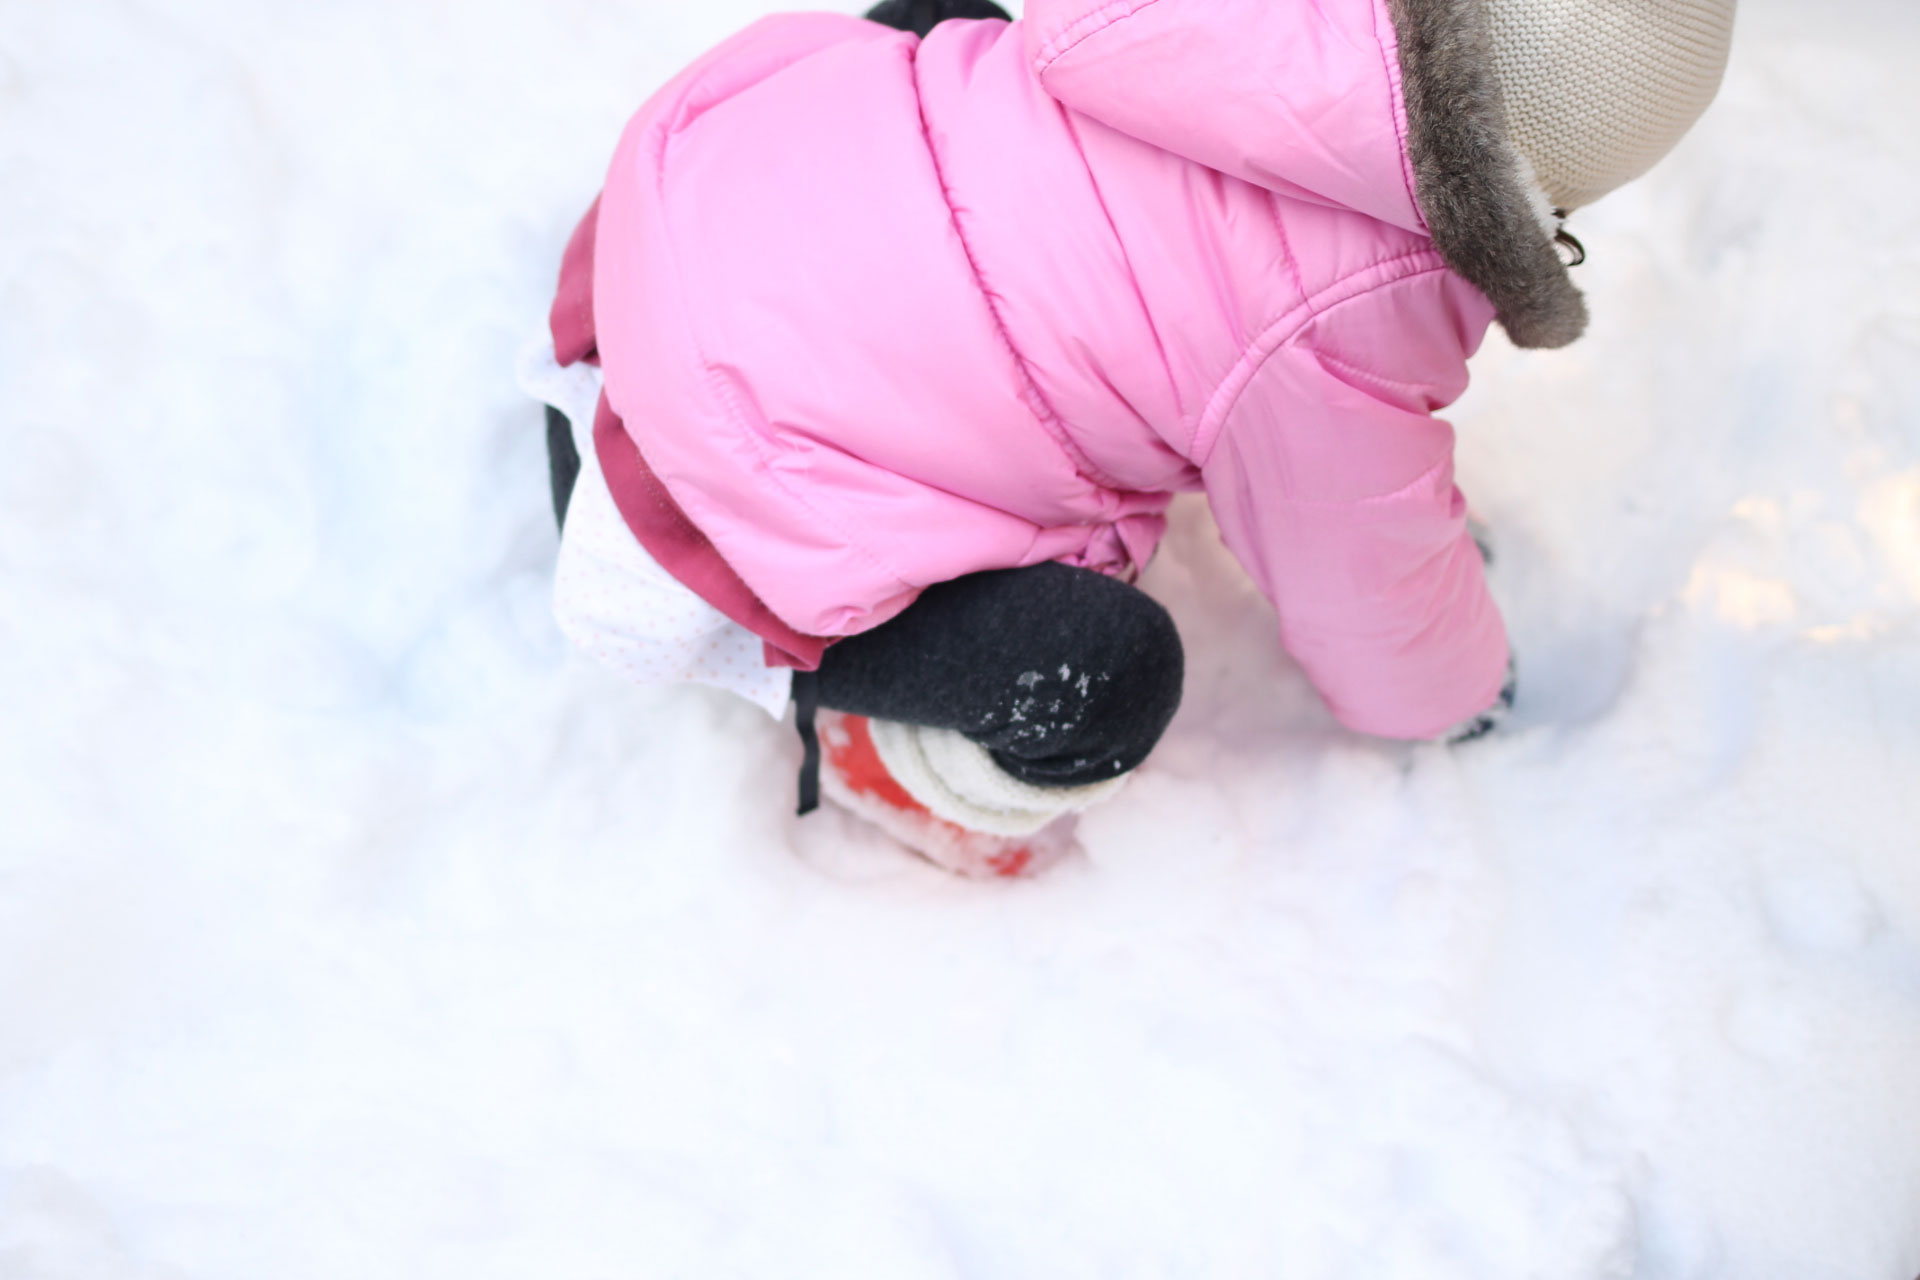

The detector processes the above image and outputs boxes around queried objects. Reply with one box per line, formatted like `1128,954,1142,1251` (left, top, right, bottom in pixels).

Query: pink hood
587,0,1532,739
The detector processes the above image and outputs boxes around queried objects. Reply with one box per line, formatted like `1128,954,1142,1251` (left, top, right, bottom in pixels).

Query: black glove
1446,658,1518,745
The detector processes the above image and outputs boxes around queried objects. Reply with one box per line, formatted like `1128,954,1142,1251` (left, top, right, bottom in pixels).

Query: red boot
815,711,1096,879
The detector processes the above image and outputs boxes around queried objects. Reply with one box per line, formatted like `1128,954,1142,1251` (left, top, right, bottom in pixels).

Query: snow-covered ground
4,0,1918,1275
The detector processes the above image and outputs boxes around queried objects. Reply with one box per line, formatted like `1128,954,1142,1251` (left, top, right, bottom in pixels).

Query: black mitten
1446,659,1518,745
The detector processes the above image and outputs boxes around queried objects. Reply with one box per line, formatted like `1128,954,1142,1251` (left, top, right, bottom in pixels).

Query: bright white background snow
3,0,1918,1276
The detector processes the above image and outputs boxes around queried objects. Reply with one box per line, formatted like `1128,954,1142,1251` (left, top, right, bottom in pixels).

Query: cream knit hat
1485,0,1737,211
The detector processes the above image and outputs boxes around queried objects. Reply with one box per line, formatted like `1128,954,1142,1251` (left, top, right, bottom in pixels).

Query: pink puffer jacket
588,0,1588,740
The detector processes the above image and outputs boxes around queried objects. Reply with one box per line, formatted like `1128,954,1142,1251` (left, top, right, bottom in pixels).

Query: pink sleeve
1199,270,1509,740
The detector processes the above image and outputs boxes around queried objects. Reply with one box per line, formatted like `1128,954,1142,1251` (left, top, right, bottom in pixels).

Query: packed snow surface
4,1,1919,1276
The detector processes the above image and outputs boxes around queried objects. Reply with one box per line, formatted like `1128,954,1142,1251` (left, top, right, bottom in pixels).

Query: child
522,0,1736,876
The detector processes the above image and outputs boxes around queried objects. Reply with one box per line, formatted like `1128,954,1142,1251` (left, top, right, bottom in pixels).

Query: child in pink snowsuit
531,0,1736,875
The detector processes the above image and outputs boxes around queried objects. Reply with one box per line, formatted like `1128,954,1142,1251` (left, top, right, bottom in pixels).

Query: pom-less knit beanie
1485,0,1738,211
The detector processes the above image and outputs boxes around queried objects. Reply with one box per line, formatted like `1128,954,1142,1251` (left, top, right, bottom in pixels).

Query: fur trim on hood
1387,0,1589,349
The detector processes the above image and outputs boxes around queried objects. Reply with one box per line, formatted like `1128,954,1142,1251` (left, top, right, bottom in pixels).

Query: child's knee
985,579,1184,786
1080,585,1184,740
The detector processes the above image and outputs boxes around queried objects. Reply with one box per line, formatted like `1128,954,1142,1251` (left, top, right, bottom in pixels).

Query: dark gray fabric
1384,0,1588,350
546,404,581,530
815,563,1184,788
864,0,1012,38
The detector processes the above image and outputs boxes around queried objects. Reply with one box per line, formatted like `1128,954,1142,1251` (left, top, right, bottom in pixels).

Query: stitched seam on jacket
1313,348,1429,403
1369,0,1426,232
1263,452,1452,512
1253,200,1311,460
1191,251,1452,467
1054,104,1181,479
1031,0,1170,74
910,39,1131,497
1268,197,1309,309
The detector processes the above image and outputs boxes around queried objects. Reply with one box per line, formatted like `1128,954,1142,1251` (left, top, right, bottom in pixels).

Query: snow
3,0,1918,1276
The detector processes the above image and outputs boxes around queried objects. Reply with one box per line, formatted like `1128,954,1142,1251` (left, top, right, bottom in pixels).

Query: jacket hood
1387,0,1587,347
1022,0,1587,348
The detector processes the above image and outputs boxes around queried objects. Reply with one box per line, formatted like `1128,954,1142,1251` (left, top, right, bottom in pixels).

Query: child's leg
813,562,1184,788
863,0,1012,38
